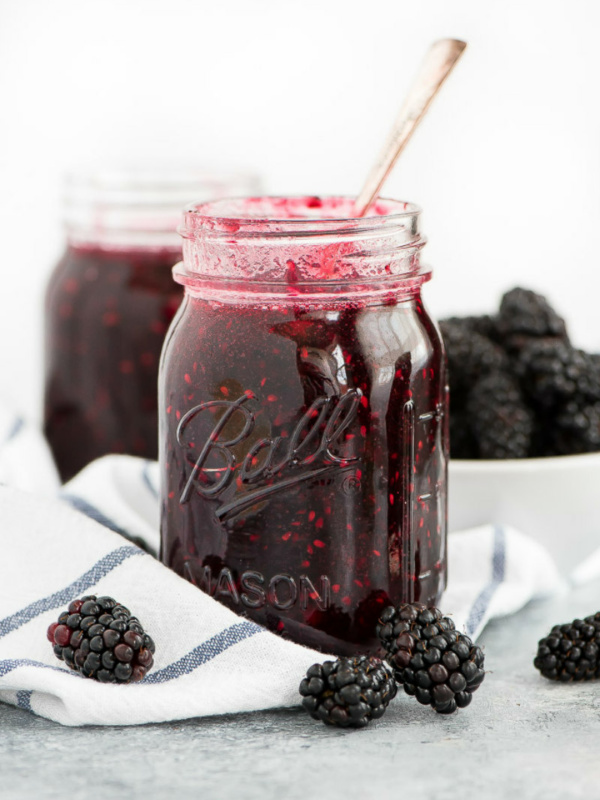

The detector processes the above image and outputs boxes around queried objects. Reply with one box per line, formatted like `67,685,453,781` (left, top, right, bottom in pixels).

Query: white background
1,0,600,419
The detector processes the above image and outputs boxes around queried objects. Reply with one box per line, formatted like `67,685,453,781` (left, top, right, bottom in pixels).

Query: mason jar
44,168,260,482
159,195,448,655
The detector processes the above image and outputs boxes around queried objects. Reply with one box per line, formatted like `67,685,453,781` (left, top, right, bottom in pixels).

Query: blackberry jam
45,243,183,481
44,169,259,481
160,196,448,655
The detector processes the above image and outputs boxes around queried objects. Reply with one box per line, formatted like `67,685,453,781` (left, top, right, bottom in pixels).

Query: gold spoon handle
354,38,467,218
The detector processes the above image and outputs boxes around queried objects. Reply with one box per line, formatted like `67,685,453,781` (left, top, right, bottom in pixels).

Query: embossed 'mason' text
184,562,331,612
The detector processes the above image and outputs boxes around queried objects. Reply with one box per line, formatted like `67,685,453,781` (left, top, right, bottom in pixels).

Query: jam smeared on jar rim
161,195,447,656
176,195,427,301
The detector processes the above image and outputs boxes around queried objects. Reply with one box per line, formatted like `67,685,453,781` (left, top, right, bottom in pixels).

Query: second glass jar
44,168,260,482
159,196,448,655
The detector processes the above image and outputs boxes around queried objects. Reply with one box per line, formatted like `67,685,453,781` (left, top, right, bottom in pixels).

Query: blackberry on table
517,339,600,409
496,287,567,351
534,612,600,681
299,655,396,728
377,603,485,714
47,595,155,683
467,371,534,459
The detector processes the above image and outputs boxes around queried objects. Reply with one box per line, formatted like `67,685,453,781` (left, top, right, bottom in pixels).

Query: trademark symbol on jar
342,474,361,495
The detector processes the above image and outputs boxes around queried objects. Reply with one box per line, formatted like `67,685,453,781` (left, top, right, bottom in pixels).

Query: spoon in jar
354,38,467,218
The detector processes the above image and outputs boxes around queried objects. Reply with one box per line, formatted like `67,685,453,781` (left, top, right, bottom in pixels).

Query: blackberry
517,339,600,409
449,409,478,460
47,595,155,683
534,612,600,681
299,656,397,728
440,314,498,341
467,372,534,459
439,319,507,403
496,287,567,351
376,603,456,660
377,603,485,714
552,400,600,455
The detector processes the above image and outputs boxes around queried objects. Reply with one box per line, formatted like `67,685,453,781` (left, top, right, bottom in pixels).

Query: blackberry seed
80,601,100,616
115,663,133,682
103,629,120,648
54,625,71,647
115,644,134,663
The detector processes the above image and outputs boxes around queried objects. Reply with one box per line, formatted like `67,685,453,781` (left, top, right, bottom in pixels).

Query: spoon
354,38,467,217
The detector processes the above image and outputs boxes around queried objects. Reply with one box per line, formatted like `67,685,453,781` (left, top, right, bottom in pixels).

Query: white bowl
448,452,600,575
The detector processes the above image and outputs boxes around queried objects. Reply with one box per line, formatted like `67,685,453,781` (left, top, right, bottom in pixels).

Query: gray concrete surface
3,582,600,800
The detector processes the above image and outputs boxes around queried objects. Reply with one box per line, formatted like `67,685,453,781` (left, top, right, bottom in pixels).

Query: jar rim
181,195,421,239
63,165,262,248
177,195,427,298
65,164,260,194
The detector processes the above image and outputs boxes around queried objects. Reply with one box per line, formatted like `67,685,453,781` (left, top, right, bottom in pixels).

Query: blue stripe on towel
2,416,24,446
16,690,33,711
0,621,263,684
142,461,159,500
143,621,264,684
464,526,506,638
60,493,130,538
0,658,83,679
0,546,142,639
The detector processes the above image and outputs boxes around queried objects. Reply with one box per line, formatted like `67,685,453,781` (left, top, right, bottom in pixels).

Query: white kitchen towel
0,483,331,727
0,404,60,496
0,409,565,727
0,456,565,727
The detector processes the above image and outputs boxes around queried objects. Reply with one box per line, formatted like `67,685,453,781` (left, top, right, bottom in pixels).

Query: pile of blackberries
441,287,600,459
300,602,486,729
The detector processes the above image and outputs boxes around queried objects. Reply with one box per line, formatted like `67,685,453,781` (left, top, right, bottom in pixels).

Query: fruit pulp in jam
160,292,447,655
45,244,183,482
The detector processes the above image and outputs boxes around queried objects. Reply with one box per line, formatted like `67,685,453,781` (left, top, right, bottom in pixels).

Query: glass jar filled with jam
159,196,448,655
44,168,260,481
